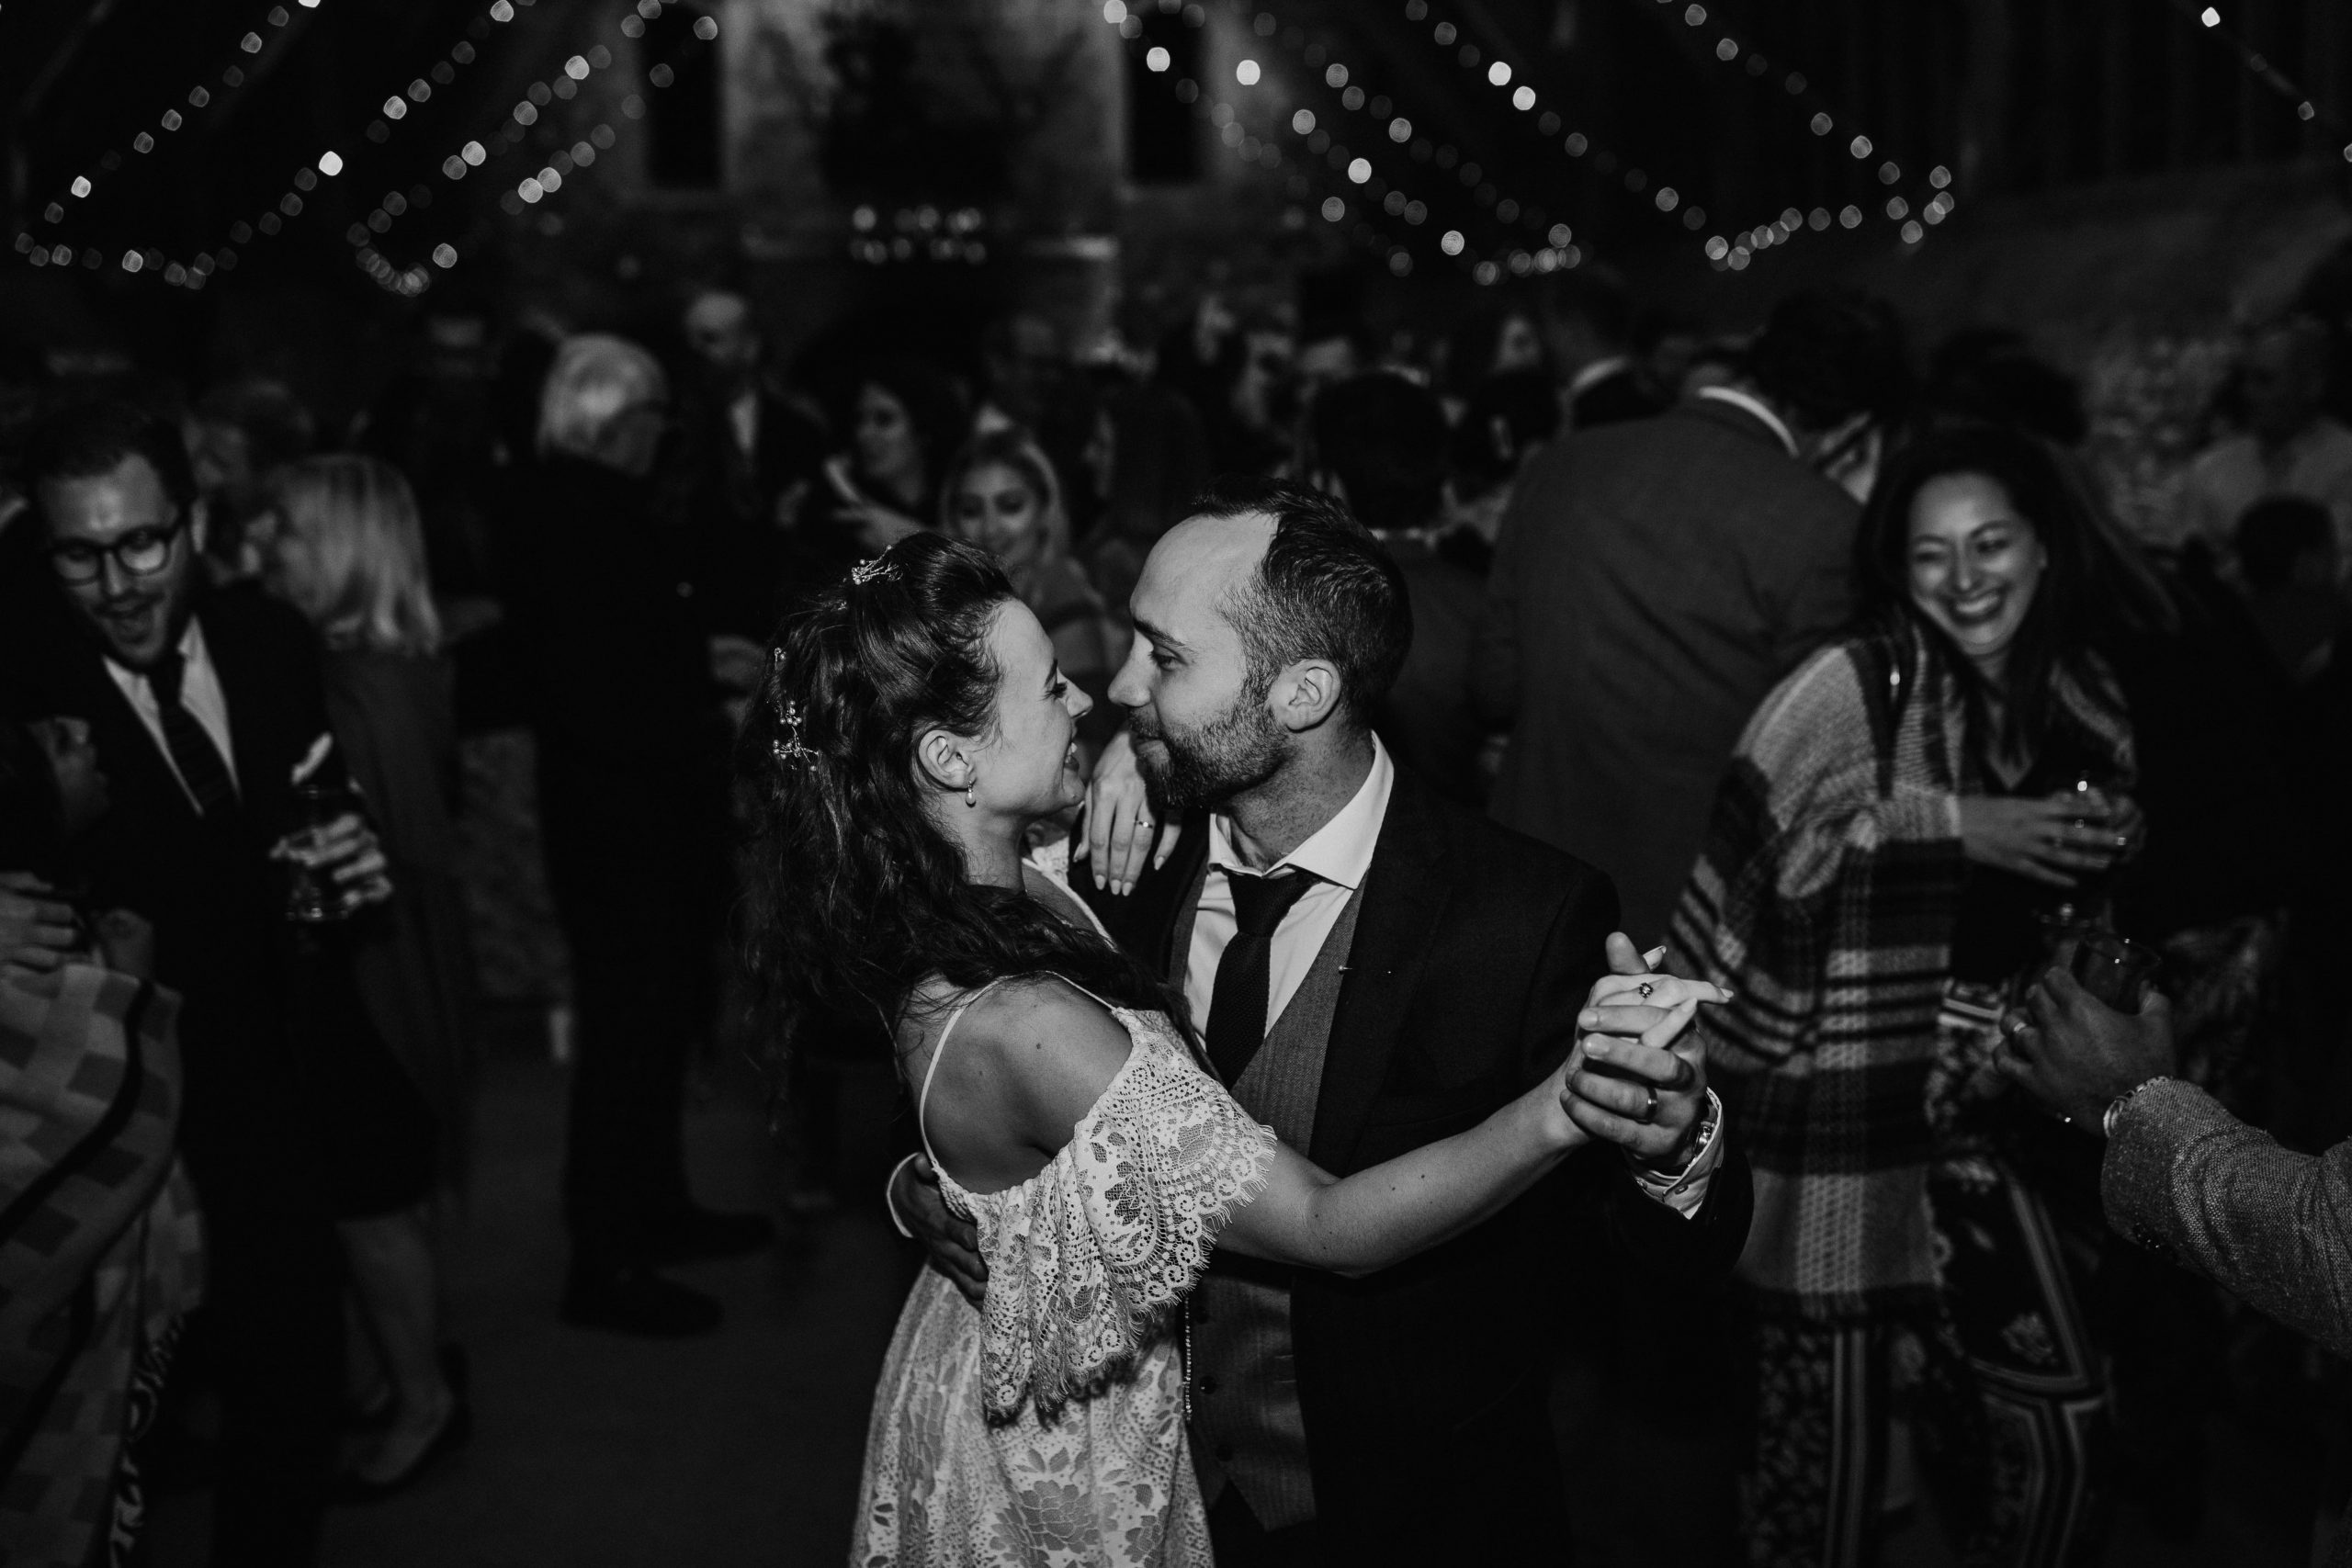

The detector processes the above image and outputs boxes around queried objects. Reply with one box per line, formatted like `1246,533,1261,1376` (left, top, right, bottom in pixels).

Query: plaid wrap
1668,626,2132,1322
0,965,204,1568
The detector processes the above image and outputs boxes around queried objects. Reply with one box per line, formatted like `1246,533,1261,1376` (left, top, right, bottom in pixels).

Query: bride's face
967,600,1092,818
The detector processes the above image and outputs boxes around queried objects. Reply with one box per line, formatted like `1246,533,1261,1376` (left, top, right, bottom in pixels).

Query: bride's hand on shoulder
1076,728,1182,897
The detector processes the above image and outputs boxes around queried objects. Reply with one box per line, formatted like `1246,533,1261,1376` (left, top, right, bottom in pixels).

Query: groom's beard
1130,694,1288,816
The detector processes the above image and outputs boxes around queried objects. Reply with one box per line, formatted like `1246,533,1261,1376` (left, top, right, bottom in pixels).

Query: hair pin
768,649,818,771
849,555,899,588
773,701,818,771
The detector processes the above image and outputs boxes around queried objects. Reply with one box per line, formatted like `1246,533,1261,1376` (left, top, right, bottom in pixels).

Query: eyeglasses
48,513,189,585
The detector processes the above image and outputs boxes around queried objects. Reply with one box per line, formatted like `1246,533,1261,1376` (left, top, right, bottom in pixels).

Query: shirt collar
107,615,208,689
1567,355,1633,400
1206,732,1395,894
1695,385,1801,459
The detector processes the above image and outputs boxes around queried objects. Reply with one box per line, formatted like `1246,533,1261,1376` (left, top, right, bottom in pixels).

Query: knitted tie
1204,869,1317,1085
149,649,238,818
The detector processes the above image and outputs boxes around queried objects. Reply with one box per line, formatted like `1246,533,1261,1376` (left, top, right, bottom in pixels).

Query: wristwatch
2101,1077,2171,1140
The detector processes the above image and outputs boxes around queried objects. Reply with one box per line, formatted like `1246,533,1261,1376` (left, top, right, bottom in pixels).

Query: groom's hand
1565,934,1719,1169
891,1156,989,1306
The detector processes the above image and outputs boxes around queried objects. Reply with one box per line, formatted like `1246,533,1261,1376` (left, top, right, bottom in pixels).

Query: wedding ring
1641,1086,1659,1122
1636,981,1655,1000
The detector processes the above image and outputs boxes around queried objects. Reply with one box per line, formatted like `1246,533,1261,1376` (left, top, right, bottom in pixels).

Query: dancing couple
741,479,1754,1566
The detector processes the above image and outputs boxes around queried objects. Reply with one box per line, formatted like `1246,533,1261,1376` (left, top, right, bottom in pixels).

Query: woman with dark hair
1668,424,2142,1567
740,533,1718,1566
0,716,202,1564
819,356,972,558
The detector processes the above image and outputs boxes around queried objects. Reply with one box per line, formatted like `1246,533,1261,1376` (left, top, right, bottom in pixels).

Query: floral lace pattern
853,1001,1276,1567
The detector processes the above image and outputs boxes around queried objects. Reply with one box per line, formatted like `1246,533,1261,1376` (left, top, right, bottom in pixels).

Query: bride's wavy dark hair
739,532,1180,1068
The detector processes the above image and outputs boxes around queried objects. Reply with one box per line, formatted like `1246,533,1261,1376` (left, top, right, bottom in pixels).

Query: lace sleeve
975,1021,1276,1426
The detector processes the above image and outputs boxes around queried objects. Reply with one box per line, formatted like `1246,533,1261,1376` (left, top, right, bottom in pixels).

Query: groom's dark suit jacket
1079,764,1753,1562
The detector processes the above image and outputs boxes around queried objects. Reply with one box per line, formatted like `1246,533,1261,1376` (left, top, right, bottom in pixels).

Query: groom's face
1111,512,1290,814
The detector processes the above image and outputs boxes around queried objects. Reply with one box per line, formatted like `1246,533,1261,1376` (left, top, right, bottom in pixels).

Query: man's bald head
683,289,761,374
1156,478,1409,733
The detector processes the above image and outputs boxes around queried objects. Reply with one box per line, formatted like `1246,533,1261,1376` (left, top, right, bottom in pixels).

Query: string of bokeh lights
1638,0,1956,267
1237,4,1596,282
1402,0,1956,273
2176,1,2351,152
1396,0,1711,269
12,0,532,288
1104,0,1435,279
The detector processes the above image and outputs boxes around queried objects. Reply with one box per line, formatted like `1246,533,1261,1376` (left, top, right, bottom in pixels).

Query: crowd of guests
0,249,2348,1566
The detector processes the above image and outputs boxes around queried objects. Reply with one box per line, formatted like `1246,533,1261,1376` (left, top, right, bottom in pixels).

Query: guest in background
1538,270,1668,430
1450,298,1551,395
1672,426,2143,1568
1449,367,1561,546
2236,494,2346,682
939,426,1123,743
1476,288,1910,944
2175,316,2352,562
1304,372,1490,807
820,356,970,559
1080,378,1210,620
259,453,477,1496
675,288,829,640
185,377,317,581
2001,973,2352,1566
510,335,769,1338
0,714,204,1567
4,400,394,1565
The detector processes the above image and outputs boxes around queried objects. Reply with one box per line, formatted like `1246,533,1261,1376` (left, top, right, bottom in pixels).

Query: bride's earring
964,778,976,808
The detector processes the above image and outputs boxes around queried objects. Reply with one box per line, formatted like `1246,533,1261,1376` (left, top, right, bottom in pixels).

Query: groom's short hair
1187,475,1412,732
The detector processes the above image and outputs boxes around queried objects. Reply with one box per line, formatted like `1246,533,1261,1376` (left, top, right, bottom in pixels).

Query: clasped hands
1561,931,1725,1172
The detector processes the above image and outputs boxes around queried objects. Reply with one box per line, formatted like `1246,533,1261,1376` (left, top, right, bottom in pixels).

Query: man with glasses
1,399,390,1567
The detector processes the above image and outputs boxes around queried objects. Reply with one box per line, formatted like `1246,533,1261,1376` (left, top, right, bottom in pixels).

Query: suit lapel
1309,771,1455,1170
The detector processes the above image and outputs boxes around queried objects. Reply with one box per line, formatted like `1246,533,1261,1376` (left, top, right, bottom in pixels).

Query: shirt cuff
1623,1090,1724,1220
882,1151,920,1239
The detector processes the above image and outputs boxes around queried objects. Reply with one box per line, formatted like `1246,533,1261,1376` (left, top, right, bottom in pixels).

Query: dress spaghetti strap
912,972,1128,1175
915,978,1005,1170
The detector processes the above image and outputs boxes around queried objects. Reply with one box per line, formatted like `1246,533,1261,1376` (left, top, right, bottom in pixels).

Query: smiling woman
1669,422,2152,1566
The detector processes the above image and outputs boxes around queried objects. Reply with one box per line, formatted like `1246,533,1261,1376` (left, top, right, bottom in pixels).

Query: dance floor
144,1010,2322,1567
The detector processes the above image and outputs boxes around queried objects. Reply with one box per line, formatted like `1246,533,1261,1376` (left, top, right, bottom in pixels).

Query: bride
740,534,1719,1566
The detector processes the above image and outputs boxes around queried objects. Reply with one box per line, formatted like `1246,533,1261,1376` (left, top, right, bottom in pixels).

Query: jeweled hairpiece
768,650,817,771
848,554,899,588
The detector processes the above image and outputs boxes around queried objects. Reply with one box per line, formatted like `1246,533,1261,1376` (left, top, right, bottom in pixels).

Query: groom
894,479,1752,1563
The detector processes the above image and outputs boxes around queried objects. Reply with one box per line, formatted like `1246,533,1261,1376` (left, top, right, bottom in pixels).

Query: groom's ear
912,726,973,792
1270,657,1344,733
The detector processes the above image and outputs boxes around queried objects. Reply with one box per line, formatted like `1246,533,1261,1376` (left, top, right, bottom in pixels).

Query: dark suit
4,583,343,1565
506,456,723,1267
671,378,829,638
1569,364,1667,430
1475,395,1859,944
1078,766,1753,1562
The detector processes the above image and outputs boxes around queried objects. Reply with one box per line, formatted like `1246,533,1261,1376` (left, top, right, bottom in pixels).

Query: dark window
645,4,720,188
1126,10,1200,183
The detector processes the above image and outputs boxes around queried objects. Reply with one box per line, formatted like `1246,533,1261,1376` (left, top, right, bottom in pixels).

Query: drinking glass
283,777,359,924
2070,930,2162,1011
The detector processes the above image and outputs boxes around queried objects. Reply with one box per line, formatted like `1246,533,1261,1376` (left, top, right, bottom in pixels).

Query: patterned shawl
0,965,205,1567
1668,623,2134,1322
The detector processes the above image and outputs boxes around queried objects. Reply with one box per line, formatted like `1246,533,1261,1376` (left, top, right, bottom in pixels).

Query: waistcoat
1182,877,1363,1529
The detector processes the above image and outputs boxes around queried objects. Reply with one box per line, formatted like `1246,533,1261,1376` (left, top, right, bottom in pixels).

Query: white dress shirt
105,617,240,813
1192,734,1723,1216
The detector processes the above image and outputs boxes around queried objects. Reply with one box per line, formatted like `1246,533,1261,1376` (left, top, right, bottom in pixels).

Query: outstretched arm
1220,980,1720,1277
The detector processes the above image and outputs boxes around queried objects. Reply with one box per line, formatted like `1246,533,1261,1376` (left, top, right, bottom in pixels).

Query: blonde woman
941,426,1125,745
262,453,476,1497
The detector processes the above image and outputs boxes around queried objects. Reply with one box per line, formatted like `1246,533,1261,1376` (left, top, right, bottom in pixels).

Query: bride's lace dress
852,984,1276,1567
